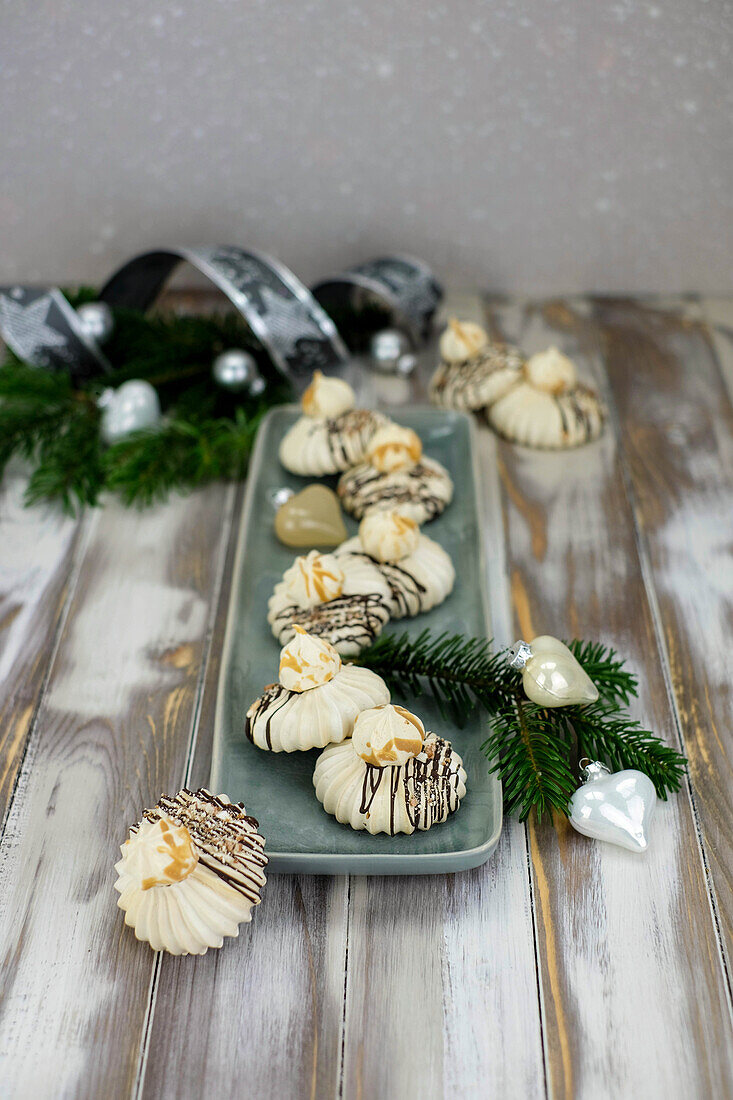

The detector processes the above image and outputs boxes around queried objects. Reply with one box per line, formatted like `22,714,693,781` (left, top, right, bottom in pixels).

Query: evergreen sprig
0,291,291,511
0,288,393,513
356,630,687,821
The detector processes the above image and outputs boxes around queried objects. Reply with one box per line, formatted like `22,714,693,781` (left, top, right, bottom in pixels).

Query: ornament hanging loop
578,759,612,781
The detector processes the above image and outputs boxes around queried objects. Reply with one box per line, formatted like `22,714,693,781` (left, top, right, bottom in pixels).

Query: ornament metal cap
578,759,611,782
509,640,533,670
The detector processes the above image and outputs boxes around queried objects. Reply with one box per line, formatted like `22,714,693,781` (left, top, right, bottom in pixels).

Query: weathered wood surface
0,471,83,828
1,294,733,1099
484,297,733,1098
0,486,237,1097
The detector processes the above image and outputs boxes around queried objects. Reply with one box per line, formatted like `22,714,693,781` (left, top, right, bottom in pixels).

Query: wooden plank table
1,293,732,1099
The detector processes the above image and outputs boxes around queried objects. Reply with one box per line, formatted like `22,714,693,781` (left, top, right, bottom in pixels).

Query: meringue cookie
268,548,392,656
338,455,453,525
301,370,355,419
279,625,342,691
366,424,423,474
114,788,267,955
488,346,605,448
351,704,425,766
358,509,420,563
438,318,490,363
430,342,525,412
246,632,389,752
282,550,345,609
336,529,455,619
313,727,467,835
279,405,389,476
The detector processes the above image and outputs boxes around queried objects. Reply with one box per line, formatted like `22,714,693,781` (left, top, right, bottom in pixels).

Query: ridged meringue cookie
268,548,392,656
365,424,423,474
278,372,389,476
301,370,355,418
359,509,419,562
313,708,467,835
336,512,455,619
246,631,390,752
337,455,453,525
488,347,605,449
438,318,490,363
430,342,525,412
114,788,267,956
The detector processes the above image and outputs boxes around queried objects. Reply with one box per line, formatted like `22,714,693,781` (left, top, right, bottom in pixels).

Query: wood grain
0,473,82,829
140,488,350,1100
339,297,547,1100
590,295,733,976
485,296,733,1098
0,485,236,1097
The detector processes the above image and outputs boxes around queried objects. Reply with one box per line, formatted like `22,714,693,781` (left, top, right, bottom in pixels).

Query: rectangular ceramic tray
210,405,502,874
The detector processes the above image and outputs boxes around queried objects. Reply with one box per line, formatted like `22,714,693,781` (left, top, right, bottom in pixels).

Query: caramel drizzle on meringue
369,434,422,472
296,554,344,603
141,818,199,890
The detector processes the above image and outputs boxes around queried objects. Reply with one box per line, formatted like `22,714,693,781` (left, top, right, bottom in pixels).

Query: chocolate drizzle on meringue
338,459,452,523
357,736,463,834
271,591,390,651
137,788,267,907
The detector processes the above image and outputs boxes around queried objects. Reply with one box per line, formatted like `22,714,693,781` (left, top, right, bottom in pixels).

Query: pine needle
357,630,687,819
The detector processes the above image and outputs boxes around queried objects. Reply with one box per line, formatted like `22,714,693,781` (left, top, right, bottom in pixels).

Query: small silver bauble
569,760,657,852
99,380,161,445
369,328,412,373
76,301,115,346
396,352,417,377
212,349,265,395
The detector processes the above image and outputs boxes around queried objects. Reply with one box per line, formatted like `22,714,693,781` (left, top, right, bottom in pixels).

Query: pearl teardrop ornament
510,635,599,707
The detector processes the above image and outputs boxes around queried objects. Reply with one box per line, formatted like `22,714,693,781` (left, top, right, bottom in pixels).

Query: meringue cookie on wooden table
488,346,606,449
336,509,455,618
279,371,388,476
313,704,467,835
430,318,525,412
245,626,390,752
114,788,267,955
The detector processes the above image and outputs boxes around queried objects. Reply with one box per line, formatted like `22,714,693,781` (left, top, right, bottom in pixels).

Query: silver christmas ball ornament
212,349,264,395
369,328,412,373
76,301,115,346
99,380,161,445
396,352,417,377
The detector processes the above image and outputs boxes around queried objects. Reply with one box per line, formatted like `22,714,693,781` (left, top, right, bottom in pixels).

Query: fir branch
567,639,638,705
358,628,687,819
356,629,514,721
103,407,264,506
482,698,577,821
566,702,686,799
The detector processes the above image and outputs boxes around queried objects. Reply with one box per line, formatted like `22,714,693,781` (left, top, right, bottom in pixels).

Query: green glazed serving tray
210,404,502,874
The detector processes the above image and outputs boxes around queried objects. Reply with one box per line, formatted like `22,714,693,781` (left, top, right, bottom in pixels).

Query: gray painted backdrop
1,0,732,292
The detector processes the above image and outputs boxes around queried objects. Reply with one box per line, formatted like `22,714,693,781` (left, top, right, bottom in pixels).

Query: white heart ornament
99,380,161,445
510,635,599,707
569,761,657,852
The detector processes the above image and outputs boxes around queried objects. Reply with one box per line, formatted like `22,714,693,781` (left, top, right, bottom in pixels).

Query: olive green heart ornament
274,484,347,549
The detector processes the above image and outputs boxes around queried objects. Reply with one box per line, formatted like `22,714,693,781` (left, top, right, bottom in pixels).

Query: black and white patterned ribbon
313,254,443,345
0,246,442,385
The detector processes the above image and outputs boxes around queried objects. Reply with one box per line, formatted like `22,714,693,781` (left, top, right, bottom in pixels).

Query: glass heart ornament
509,635,599,707
569,760,657,852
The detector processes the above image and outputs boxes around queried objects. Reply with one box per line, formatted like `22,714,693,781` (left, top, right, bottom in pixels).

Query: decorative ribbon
0,246,442,386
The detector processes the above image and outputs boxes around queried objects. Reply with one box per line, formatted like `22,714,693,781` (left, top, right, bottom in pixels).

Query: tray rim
210,403,503,875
